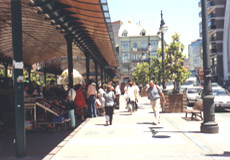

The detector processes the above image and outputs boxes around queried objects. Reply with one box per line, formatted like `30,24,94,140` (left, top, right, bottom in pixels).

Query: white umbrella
58,69,83,87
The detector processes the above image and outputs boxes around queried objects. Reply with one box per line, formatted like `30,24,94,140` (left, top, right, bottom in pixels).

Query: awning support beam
94,60,98,90
65,34,73,88
100,65,104,87
85,53,90,84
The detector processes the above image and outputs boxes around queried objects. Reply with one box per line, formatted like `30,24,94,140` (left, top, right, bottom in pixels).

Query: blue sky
107,0,200,56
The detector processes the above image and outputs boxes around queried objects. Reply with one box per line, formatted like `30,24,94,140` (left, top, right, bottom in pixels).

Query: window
149,40,158,50
142,43,147,50
121,41,130,51
133,54,140,61
133,43,138,49
133,43,138,51
122,30,128,37
140,29,146,36
122,53,130,63
122,67,128,72
150,52,157,58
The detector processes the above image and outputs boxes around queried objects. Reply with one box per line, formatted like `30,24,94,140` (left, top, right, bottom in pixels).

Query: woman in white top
125,80,137,114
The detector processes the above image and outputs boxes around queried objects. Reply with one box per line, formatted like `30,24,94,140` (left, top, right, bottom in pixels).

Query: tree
132,62,150,87
165,33,190,92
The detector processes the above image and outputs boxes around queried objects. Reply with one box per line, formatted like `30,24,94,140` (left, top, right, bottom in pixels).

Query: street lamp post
159,10,168,89
200,0,219,133
148,36,152,72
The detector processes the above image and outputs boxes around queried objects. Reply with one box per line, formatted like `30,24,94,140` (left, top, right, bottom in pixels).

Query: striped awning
0,0,118,76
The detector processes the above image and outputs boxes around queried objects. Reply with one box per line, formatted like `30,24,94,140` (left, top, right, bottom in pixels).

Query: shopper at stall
43,79,56,98
103,85,115,125
66,84,76,128
87,80,97,117
74,84,87,121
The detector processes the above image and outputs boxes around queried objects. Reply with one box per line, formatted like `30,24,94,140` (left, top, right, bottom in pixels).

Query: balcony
208,12,216,19
210,36,216,42
208,25,216,30
207,1,216,13
211,48,217,53
207,1,215,8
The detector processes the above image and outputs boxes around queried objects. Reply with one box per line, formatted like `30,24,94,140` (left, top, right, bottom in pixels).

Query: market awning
0,0,118,76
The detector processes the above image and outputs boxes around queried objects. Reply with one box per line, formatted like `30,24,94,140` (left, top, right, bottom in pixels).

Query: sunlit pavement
44,95,230,160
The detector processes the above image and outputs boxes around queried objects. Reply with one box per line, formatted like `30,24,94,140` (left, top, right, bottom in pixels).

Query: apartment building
199,0,227,82
188,39,203,71
118,21,160,82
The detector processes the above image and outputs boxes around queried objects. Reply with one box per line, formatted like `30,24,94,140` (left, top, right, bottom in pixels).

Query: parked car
186,86,202,106
196,86,230,111
211,82,221,87
166,81,174,93
180,77,199,93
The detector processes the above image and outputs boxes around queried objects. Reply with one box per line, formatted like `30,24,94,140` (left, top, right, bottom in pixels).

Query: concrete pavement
43,95,230,160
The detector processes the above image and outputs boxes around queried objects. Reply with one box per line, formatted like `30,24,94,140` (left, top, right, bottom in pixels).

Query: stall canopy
0,0,118,77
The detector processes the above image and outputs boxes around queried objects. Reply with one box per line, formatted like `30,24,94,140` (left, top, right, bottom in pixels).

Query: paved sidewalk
44,96,230,160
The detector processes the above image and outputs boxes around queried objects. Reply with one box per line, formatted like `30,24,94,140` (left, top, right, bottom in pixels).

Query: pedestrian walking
147,79,166,124
124,80,137,114
66,84,76,128
87,80,97,117
103,85,115,125
97,84,106,116
74,84,87,121
115,83,121,109
133,82,139,111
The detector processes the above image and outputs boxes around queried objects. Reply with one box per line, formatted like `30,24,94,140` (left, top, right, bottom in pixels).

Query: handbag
66,101,76,110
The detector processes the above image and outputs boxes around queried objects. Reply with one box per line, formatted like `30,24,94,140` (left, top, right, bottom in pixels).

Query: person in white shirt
125,80,137,114
115,83,121,109
66,84,76,128
133,82,139,111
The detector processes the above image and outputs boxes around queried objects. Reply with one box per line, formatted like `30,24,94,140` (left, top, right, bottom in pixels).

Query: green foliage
165,33,190,92
0,69,4,78
132,62,150,86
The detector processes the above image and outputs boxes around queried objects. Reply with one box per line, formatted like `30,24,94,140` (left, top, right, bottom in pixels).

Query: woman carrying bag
66,84,76,129
103,85,115,125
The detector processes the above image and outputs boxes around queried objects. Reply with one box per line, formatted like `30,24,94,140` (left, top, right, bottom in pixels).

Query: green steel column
11,0,26,157
55,74,58,85
44,70,47,85
100,65,104,87
65,35,73,88
28,67,31,82
4,63,8,86
104,70,107,84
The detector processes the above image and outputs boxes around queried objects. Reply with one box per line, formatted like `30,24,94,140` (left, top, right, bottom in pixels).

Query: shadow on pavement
152,135,171,138
0,120,83,160
137,122,162,126
205,151,230,157
181,117,203,121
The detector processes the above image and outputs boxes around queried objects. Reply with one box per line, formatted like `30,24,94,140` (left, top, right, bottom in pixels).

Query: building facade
117,21,160,82
188,39,203,71
199,0,227,82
